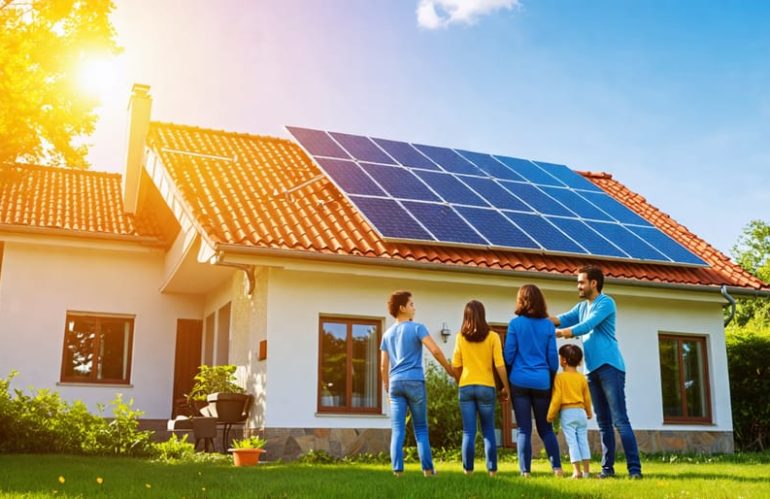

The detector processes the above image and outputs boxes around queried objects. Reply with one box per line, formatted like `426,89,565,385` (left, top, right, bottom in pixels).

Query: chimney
123,83,152,214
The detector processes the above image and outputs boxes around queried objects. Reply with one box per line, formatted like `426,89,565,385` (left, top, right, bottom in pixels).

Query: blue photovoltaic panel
286,126,350,159
455,207,539,249
534,161,603,192
460,176,533,212
494,156,565,187
372,138,441,170
627,226,707,265
349,196,433,241
287,127,707,267
499,181,574,217
587,221,669,261
413,144,483,176
315,158,386,196
401,202,486,245
504,212,586,254
456,149,526,181
330,132,395,164
578,191,653,226
546,217,628,258
414,170,489,207
538,186,613,221
359,163,440,202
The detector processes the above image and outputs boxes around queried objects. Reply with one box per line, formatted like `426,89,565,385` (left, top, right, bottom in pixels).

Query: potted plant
229,435,267,467
187,365,247,420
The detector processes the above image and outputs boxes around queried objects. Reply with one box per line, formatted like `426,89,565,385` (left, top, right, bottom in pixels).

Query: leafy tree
0,0,119,168
729,220,770,326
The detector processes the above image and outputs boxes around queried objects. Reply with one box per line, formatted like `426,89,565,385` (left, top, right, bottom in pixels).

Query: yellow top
451,331,504,387
547,370,592,422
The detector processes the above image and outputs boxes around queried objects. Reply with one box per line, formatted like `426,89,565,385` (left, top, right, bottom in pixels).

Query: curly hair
387,290,411,318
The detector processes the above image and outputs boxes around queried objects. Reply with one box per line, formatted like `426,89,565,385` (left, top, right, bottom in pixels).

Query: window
202,302,231,366
658,334,712,424
318,317,381,414
60,313,134,384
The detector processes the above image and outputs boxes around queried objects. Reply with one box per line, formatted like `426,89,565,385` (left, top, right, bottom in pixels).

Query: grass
1,453,769,498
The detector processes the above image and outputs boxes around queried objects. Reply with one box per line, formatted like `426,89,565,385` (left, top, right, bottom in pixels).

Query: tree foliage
0,0,119,168
729,220,770,326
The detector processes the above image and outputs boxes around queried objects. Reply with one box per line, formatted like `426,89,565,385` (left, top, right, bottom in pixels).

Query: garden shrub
0,370,153,456
726,323,770,451
151,434,195,462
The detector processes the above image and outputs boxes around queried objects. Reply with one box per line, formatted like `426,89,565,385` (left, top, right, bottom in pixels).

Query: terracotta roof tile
146,122,769,291
0,163,168,244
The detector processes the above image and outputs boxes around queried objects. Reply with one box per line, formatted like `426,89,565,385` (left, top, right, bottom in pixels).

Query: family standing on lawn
380,265,643,479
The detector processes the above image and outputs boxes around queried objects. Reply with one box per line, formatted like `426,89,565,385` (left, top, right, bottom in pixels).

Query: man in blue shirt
551,266,642,479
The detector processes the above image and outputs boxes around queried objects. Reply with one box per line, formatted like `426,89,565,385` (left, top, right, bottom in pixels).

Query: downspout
212,251,255,295
721,285,737,327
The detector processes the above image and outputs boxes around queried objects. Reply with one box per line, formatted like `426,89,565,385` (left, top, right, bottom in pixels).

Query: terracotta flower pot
230,448,265,467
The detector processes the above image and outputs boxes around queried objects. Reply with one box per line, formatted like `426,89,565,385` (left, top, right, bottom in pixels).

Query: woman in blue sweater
504,284,563,477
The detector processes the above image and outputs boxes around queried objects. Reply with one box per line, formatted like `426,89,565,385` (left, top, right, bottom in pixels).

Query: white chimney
123,83,152,214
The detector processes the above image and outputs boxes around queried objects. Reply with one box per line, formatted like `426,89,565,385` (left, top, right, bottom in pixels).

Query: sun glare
76,56,125,107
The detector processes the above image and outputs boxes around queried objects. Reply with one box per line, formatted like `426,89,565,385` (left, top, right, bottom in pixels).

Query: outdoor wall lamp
439,322,452,343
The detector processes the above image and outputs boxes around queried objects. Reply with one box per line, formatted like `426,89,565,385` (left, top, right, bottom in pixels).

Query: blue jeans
560,407,590,463
588,364,641,476
511,385,562,473
459,385,498,472
389,380,433,473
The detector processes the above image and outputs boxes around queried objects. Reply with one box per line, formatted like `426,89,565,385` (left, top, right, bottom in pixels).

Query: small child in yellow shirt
547,344,592,479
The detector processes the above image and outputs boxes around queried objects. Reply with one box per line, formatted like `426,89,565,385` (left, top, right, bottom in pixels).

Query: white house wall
248,261,730,435
0,240,202,419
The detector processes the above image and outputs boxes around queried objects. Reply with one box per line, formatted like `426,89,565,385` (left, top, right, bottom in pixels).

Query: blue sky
87,0,770,255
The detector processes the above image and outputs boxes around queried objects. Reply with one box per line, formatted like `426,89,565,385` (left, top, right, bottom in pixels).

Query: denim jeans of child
511,385,562,473
560,407,591,463
458,384,498,472
588,364,642,476
389,380,433,473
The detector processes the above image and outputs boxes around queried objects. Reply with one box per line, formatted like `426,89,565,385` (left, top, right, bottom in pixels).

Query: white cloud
416,0,520,30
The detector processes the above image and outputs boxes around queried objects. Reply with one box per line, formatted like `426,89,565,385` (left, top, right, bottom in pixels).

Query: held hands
555,328,573,339
498,387,509,401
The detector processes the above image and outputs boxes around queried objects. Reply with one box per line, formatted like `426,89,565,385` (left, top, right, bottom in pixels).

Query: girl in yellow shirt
452,300,510,477
547,344,593,479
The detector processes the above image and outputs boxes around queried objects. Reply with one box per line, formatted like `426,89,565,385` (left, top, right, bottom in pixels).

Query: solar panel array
286,126,706,266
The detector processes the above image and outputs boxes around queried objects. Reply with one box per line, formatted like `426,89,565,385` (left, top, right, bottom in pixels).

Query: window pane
351,324,378,409
204,313,215,366
320,322,347,408
682,340,707,418
216,303,231,365
63,318,97,379
659,338,682,417
98,320,130,380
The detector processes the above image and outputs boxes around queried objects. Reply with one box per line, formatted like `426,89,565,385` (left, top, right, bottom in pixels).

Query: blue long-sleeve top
504,316,559,390
557,293,625,373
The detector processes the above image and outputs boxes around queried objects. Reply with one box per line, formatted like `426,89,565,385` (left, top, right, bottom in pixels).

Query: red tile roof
147,122,769,292
0,163,169,244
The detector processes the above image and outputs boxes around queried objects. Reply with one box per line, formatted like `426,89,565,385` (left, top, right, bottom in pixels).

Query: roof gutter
0,223,164,246
214,243,770,297
211,250,255,295
721,285,737,327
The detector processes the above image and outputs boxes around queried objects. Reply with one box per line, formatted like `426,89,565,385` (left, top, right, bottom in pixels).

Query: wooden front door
172,319,203,417
491,324,516,448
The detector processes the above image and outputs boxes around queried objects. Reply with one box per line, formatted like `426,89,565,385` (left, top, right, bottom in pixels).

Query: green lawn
1,454,769,498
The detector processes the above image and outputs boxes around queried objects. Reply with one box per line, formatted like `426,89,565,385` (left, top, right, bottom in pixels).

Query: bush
151,434,195,462
726,323,770,451
0,370,153,456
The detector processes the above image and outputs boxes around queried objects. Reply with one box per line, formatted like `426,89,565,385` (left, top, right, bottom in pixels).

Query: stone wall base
528,428,734,455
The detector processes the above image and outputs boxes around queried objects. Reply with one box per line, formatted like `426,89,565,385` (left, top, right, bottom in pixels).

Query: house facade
1,84,768,459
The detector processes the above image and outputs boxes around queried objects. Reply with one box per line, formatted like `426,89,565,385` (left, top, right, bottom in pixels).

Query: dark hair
460,300,490,343
387,290,411,318
579,265,604,292
559,344,583,367
514,284,548,319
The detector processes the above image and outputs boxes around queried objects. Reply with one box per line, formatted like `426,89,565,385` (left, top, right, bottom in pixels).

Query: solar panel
401,201,486,245
499,181,574,217
414,170,489,206
330,132,395,164
359,163,440,202
413,144,483,176
456,150,525,181
287,126,707,267
533,161,604,192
